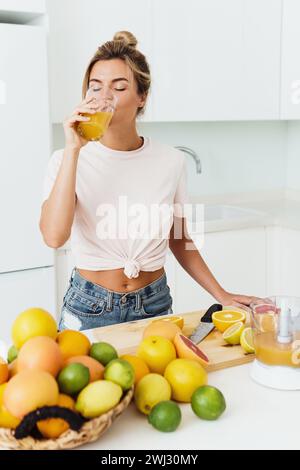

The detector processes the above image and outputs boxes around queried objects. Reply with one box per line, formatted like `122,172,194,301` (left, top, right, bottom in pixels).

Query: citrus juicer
250,296,300,390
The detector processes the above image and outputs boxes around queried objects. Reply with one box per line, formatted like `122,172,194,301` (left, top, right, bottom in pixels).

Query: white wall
52,120,288,198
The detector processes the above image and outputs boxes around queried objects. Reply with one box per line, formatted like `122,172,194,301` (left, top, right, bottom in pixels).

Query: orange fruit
64,355,104,382
164,358,208,403
212,310,246,333
12,307,57,349
120,354,150,385
0,383,20,429
37,393,75,439
143,320,181,342
137,336,176,375
0,358,9,385
17,336,63,377
56,330,91,360
151,316,184,329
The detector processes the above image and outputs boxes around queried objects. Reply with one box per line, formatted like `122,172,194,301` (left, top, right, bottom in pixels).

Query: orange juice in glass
77,85,118,141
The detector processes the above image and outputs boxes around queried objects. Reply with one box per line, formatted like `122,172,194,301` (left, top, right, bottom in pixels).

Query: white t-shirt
42,136,189,279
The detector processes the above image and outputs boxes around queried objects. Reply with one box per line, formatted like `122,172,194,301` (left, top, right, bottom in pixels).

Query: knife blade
188,303,222,344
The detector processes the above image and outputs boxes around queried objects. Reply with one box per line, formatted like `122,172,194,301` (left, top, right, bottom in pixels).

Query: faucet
174,146,202,174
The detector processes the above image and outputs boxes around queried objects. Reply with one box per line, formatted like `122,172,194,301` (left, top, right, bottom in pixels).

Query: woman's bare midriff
77,267,165,293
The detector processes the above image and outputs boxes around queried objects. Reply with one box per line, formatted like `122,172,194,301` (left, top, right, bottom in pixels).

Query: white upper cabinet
151,0,281,121
280,0,300,119
47,0,153,123
0,0,45,13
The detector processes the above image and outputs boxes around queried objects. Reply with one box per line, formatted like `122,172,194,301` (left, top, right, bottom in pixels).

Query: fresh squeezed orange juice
254,331,300,367
77,111,113,141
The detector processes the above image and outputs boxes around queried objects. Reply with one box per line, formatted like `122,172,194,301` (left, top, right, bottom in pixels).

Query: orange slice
212,310,246,333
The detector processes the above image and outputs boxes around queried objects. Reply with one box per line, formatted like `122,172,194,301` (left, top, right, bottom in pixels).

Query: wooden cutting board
85,310,255,372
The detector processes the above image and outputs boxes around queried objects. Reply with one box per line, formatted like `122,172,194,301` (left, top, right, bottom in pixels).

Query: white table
80,363,300,451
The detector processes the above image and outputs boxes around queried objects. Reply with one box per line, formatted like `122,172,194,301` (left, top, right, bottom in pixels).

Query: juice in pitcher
251,298,300,368
254,331,300,367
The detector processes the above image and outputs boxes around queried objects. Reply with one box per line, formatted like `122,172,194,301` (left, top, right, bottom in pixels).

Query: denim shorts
58,267,173,331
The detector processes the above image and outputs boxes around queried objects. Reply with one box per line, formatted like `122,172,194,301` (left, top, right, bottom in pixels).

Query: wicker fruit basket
0,387,133,450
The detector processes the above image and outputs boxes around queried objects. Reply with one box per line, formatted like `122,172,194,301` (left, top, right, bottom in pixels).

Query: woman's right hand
63,96,98,151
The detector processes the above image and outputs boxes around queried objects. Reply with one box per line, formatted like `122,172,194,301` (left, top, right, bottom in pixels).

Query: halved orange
212,310,246,333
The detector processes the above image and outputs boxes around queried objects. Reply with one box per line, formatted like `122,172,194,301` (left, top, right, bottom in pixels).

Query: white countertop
79,362,300,451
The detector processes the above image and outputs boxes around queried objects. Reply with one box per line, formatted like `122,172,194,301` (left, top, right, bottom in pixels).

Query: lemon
76,380,122,418
222,322,245,345
240,327,255,353
134,373,171,415
212,310,246,333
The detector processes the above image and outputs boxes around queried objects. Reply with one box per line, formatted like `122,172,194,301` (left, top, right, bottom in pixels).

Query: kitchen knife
188,303,222,344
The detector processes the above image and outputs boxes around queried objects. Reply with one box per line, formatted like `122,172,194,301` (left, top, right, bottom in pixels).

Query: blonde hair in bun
113,30,138,49
82,30,150,117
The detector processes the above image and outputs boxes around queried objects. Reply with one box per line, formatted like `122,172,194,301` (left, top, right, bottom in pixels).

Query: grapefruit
164,358,208,403
137,336,176,374
173,333,210,367
143,320,181,342
17,336,63,377
4,370,59,419
12,307,57,349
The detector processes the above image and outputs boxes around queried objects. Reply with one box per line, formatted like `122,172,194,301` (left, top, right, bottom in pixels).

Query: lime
57,363,90,395
240,327,255,354
222,322,244,345
90,342,118,366
104,359,134,391
191,385,226,420
7,345,18,364
148,400,181,432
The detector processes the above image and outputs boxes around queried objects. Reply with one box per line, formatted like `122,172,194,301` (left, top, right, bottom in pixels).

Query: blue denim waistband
69,267,168,309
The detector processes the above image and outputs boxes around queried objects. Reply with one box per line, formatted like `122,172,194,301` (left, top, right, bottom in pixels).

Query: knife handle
201,303,222,323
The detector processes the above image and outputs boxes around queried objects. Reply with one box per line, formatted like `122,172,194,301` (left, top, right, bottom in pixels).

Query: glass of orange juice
77,85,118,141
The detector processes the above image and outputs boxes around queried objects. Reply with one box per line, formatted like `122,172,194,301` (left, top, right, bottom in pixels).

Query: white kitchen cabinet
172,228,267,314
0,267,56,349
0,23,53,273
266,226,300,296
46,0,153,123
0,0,45,13
280,0,300,119
152,0,281,121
